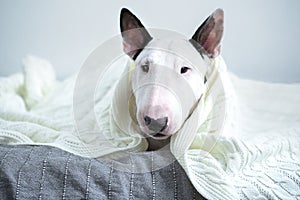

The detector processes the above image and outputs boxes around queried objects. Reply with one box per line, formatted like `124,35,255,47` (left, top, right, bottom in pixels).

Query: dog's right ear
120,8,152,60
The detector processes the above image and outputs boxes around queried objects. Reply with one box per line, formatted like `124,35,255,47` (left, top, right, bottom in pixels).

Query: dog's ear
190,9,224,58
120,8,152,59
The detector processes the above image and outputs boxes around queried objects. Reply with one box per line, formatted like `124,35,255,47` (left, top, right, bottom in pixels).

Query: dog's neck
147,137,171,151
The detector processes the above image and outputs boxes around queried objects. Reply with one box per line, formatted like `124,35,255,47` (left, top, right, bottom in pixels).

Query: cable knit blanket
0,55,299,199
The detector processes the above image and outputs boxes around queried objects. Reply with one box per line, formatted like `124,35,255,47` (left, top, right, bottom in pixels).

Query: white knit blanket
0,55,299,199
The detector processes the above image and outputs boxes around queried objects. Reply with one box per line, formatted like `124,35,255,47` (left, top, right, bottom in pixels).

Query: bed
0,145,205,199
0,55,299,199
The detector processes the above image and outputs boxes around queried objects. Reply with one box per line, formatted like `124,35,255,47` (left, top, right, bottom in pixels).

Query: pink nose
144,116,168,133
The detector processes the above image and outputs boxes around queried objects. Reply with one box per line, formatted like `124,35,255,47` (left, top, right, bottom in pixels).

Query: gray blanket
0,145,204,199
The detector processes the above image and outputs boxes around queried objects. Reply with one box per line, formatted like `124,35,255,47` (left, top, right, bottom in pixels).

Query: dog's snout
144,116,168,132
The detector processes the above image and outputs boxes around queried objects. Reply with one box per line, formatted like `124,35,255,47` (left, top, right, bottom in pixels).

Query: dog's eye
180,66,190,74
141,64,149,72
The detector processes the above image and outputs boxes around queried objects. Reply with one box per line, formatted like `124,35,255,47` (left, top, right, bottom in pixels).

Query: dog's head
120,8,224,140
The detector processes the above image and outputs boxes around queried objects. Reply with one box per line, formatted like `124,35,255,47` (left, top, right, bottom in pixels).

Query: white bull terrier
119,8,224,150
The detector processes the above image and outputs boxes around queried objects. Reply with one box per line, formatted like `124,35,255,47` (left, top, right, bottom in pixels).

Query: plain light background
0,0,299,82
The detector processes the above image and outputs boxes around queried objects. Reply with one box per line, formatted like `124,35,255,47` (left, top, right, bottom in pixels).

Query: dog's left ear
120,8,152,59
190,9,224,58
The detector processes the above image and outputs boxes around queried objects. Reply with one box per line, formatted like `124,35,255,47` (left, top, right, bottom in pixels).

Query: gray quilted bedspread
0,145,204,199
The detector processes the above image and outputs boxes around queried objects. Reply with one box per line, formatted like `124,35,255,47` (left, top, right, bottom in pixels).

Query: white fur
131,39,208,139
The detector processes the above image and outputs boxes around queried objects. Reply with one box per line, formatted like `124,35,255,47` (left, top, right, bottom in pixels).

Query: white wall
1,0,299,82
